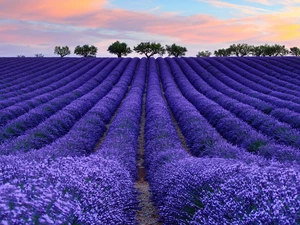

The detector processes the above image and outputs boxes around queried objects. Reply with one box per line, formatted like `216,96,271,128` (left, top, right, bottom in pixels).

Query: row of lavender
0,58,143,224
194,57,300,124
166,57,300,163
145,57,300,224
0,57,300,224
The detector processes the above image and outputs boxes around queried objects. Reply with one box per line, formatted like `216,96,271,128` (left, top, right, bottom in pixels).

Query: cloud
0,0,108,22
0,0,300,57
145,6,161,12
197,0,271,15
246,0,300,6
245,0,273,5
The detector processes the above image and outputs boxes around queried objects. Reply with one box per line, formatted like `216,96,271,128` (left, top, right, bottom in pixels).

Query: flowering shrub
0,58,115,128
96,57,146,179
1,57,300,224
194,57,300,114
175,58,300,148
0,59,132,155
0,156,138,224
154,158,300,224
144,57,300,224
162,57,300,163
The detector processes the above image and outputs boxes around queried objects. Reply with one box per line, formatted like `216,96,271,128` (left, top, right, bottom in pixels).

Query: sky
0,0,300,57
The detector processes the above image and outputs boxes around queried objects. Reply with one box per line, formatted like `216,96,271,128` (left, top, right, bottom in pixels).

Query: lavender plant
0,58,116,139
95,57,146,180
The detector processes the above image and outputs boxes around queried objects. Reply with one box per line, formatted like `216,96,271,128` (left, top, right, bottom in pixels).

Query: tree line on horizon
52,42,187,58
208,43,300,57
18,41,300,58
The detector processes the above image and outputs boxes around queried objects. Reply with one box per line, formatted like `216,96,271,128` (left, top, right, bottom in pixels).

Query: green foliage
133,42,165,58
214,43,290,57
35,54,44,57
260,44,276,56
251,46,264,56
214,48,231,57
107,41,132,58
54,46,71,57
228,43,253,57
17,55,25,57
196,51,212,57
74,45,97,57
260,44,289,57
290,47,300,56
274,44,289,56
165,43,187,57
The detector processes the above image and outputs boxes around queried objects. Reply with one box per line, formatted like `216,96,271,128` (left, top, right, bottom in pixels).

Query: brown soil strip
158,66,190,153
93,85,131,152
135,181,161,225
135,69,161,225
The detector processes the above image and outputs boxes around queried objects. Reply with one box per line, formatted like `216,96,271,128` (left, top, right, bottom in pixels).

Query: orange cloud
253,6,300,43
0,0,108,21
0,0,300,57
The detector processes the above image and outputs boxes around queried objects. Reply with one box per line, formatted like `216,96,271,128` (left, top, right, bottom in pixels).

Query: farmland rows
0,58,115,127
216,58,300,103
193,58,300,124
168,58,300,162
0,58,59,82
0,59,133,155
229,58,300,88
0,58,75,93
0,57,299,224
0,59,101,106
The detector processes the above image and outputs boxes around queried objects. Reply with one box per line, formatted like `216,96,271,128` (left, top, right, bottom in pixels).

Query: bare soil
135,85,161,225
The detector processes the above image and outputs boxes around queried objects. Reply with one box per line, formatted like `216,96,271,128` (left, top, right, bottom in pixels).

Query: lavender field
0,56,300,224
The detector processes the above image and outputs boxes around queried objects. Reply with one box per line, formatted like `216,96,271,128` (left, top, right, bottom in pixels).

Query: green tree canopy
133,42,165,58
54,46,71,57
165,43,187,57
214,48,231,57
196,51,212,57
228,43,253,57
290,47,300,56
107,41,132,58
74,45,97,57
35,54,44,57
251,46,264,57
273,44,289,56
260,44,288,57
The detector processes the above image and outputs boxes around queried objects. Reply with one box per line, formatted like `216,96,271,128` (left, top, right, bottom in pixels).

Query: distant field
0,57,299,224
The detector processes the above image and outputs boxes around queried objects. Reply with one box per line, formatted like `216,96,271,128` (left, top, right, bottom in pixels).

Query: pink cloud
0,0,300,57
0,0,108,23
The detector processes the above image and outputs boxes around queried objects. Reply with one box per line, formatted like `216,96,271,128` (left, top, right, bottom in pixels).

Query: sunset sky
0,0,299,57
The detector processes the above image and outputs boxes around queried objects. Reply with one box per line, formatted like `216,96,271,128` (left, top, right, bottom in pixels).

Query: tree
196,51,212,57
74,45,97,57
165,43,187,57
259,44,288,57
17,55,25,57
107,41,132,58
133,42,165,58
35,54,44,57
273,44,289,56
251,46,264,56
228,43,253,57
54,46,71,57
214,48,231,57
260,44,274,56
290,47,300,56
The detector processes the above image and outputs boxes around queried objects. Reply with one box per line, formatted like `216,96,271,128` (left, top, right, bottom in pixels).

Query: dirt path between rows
135,80,161,225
